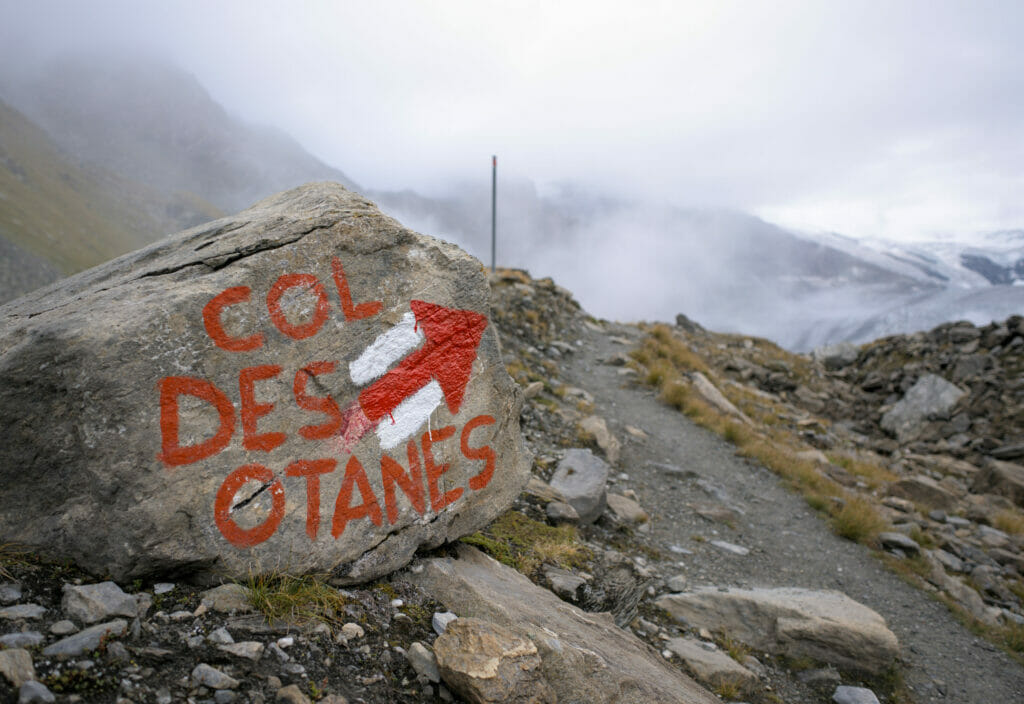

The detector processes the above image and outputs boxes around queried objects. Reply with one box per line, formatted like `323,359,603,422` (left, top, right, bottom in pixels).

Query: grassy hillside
0,98,222,282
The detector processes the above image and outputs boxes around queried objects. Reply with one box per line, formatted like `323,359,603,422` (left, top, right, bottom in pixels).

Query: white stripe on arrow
375,380,443,450
349,311,423,386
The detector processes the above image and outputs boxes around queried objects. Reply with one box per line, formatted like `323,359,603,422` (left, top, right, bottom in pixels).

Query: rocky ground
3,267,1024,703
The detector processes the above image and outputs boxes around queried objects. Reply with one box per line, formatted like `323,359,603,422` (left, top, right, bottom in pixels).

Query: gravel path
561,320,1024,704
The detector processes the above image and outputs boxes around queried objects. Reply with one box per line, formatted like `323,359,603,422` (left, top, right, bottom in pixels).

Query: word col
156,257,496,547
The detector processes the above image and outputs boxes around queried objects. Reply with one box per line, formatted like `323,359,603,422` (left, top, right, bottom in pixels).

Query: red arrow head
409,300,488,415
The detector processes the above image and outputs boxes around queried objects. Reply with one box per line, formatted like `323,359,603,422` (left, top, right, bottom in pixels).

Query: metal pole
490,155,497,273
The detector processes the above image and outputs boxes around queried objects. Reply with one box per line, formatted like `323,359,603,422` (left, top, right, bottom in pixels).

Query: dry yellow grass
994,509,1024,536
244,573,349,626
832,497,888,543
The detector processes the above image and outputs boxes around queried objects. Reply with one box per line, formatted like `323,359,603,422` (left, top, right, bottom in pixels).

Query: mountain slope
5,54,358,213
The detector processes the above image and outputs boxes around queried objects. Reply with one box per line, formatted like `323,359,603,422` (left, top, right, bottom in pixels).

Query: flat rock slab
656,587,898,675
406,544,719,704
665,637,758,690
0,183,529,583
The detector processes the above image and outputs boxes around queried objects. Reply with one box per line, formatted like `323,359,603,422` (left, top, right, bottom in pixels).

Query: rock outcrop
0,183,530,582
407,544,720,704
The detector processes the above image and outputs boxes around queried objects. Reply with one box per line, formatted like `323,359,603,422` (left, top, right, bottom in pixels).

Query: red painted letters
202,286,264,352
284,458,336,539
163,257,498,550
266,274,331,340
331,258,382,321
158,376,235,466
214,464,285,547
293,362,343,439
239,365,286,452
463,414,497,490
381,440,426,524
332,455,384,539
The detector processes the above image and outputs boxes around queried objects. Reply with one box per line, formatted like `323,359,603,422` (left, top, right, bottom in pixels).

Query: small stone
267,675,283,690
0,631,44,649
283,662,306,675
106,641,130,662
187,635,204,648
169,610,193,621
341,622,364,640
43,619,127,657
390,598,404,608
545,501,580,524
191,663,240,690
709,540,750,556
17,680,55,704
523,381,544,398
276,684,311,704
407,642,441,682
0,583,22,605
0,648,36,687
666,575,687,592
665,637,758,689
200,584,253,614
267,642,289,661
798,666,841,686
878,532,920,555
208,627,234,644
606,493,650,523
543,566,586,601
432,611,458,635
153,583,175,595
833,685,881,704
62,582,138,624
0,604,46,621
550,449,610,524
155,687,172,704
219,641,265,661
276,636,294,648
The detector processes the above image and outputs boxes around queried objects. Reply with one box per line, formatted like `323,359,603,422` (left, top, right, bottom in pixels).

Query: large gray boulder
880,374,966,442
0,183,530,583
407,544,719,704
656,587,898,675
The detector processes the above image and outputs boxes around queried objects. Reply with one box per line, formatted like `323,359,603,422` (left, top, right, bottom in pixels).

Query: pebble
153,583,176,595
341,622,365,640
432,611,458,635
208,626,234,644
0,631,44,648
0,604,46,620
406,641,440,683
0,583,22,605
709,540,750,556
666,574,687,592
191,663,240,690
18,680,55,704
832,685,881,704
276,636,294,648
218,641,266,661
49,619,77,635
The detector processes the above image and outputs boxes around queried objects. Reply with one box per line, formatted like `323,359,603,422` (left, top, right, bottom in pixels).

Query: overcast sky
3,0,1023,243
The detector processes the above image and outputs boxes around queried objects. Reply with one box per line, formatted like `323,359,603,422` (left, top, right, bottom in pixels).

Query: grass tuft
461,509,592,576
244,572,349,626
832,497,888,543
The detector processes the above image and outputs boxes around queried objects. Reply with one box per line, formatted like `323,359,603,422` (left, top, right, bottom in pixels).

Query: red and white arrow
338,300,488,450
